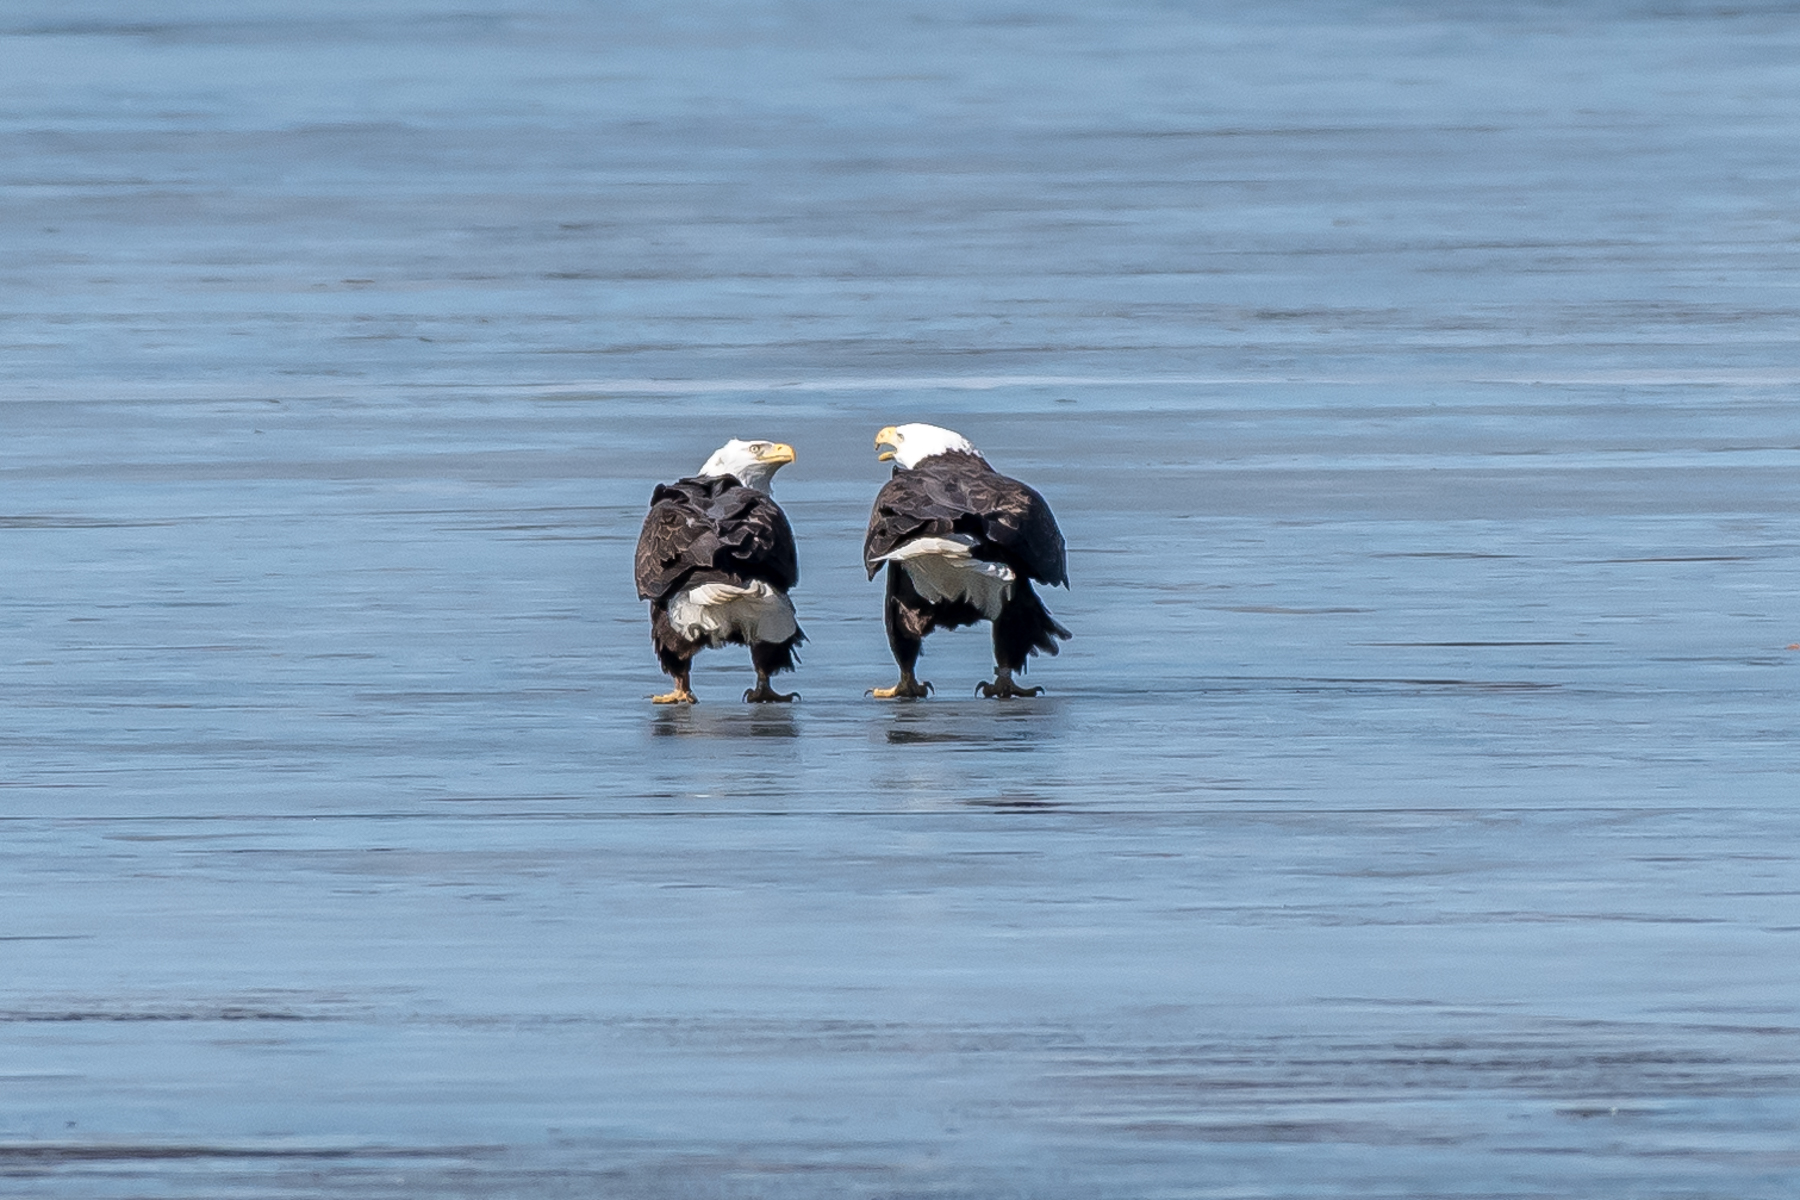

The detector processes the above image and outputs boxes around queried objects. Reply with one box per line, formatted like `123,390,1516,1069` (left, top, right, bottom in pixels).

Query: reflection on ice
649,706,801,741
881,699,1065,748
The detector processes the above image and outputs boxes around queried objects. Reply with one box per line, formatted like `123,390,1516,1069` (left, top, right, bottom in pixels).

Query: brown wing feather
635,475,799,603
863,451,1067,586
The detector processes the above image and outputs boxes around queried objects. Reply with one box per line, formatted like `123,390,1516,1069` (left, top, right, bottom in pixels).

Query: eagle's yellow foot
868,675,933,699
651,688,697,704
977,672,1043,699
743,683,797,703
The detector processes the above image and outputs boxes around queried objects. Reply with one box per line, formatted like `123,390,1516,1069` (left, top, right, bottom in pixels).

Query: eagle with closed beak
634,439,803,703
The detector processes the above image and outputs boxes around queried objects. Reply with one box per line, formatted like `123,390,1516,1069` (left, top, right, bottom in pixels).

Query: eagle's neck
907,449,991,474
703,465,776,494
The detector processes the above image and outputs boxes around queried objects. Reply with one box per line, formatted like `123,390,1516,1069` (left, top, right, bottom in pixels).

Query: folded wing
636,475,800,602
863,451,1066,587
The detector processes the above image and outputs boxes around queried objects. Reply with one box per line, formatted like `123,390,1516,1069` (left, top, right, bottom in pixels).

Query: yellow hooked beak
874,425,900,462
760,442,796,465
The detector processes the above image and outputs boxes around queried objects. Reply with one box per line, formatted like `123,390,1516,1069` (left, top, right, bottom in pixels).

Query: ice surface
2,1,1798,1196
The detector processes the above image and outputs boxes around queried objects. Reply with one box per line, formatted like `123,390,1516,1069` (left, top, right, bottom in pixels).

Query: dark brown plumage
636,476,799,602
863,445,1069,698
863,451,1067,588
635,472,803,703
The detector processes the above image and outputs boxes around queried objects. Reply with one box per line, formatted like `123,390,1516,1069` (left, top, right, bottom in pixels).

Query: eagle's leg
869,668,932,700
650,607,699,703
977,665,1043,700
744,642,798,703
870,574,934,698
982,583,1062,698
743,674,795,702
651,662,697,704
743,677,794,702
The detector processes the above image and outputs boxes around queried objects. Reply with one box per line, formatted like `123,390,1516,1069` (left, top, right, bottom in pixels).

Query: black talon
743,685,797,703
977,676,1045,699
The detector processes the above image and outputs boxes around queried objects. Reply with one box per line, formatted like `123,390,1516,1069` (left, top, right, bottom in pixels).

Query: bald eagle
864,423,1070,699
634,439,803,703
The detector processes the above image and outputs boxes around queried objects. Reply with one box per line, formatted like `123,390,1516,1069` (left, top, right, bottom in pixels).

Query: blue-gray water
4,2,1799,1196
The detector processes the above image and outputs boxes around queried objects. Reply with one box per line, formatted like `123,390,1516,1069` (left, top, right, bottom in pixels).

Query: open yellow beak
761,443,796,465
874,425,899,462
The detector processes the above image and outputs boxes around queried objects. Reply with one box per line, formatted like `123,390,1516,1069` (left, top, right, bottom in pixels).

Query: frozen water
2,1,1798,1196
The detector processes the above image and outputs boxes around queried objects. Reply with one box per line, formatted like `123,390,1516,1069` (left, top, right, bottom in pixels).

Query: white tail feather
668,581,798,646
875,536,1015,618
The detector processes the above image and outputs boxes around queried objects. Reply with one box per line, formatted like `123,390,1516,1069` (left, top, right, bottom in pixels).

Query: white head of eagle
698,438,796,493
874,423,984,470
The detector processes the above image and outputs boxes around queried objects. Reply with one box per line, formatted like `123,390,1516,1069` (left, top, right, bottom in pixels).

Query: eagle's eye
748,442,769,454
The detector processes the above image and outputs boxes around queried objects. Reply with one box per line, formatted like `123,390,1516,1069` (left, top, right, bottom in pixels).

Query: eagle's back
635,475,799,603
863,451,1067,587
